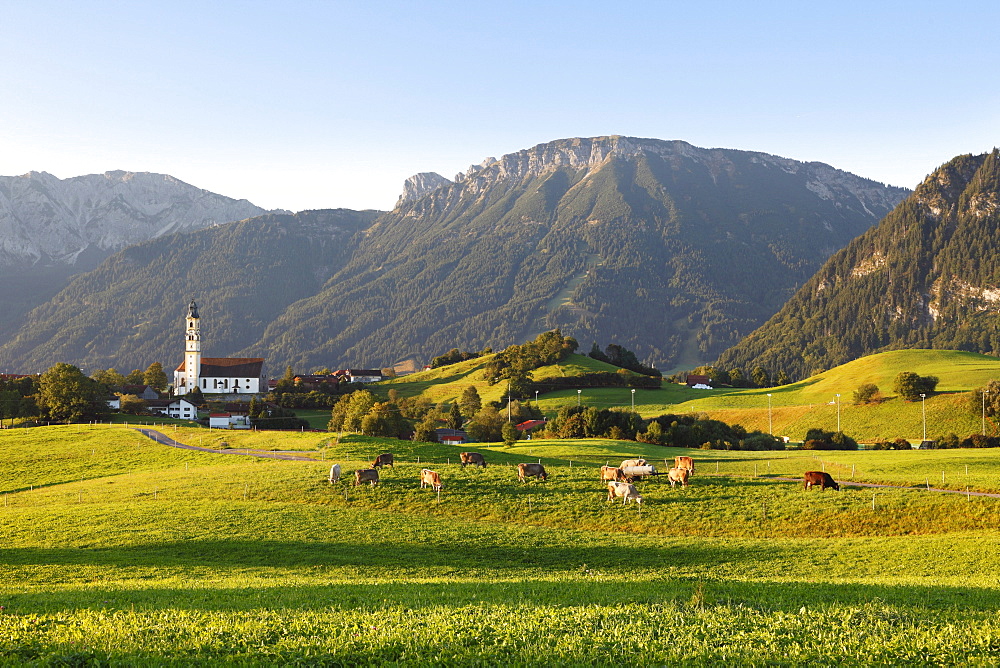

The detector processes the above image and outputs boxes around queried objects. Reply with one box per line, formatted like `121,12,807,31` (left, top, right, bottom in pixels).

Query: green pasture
5,427,1000,664
378,349,1000,442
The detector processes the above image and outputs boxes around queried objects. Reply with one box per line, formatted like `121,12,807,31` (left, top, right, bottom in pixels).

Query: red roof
209,413,231,418
515,419,546,431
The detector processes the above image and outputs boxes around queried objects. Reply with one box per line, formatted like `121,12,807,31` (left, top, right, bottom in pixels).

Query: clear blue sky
1,1,997,211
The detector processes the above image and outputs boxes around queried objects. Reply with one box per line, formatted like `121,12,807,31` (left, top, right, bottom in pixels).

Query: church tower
182,299,201,393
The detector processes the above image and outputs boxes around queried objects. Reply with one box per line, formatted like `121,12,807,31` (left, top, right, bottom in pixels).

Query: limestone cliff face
0,170,270,267
395,172,453,207
400,136,908,230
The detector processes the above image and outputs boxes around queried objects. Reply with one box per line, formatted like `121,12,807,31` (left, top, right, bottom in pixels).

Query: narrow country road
133,428,317,461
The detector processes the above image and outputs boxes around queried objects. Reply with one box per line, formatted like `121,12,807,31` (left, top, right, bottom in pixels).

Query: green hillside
383,349,1000,442
6,425,1000,663
718,150,1000,379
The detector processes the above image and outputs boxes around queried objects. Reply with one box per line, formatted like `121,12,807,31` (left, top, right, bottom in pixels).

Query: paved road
134,428,316,461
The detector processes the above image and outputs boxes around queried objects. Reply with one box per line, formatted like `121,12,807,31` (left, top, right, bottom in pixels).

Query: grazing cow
803,470,840,491
674,456,695,475
372,453,394,469
621,465,657,479
667,467,689,488
460,452,487,468
606,481,643,506
517,463,548,482
420,468,443,492
328,463,341,484
354,469,379,486
621,458,647,469
600,465,630,483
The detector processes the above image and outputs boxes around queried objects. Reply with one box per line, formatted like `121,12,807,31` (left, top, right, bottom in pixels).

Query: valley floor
3,426,1000,665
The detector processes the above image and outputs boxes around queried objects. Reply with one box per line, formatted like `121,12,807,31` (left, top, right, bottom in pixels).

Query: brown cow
803,471,840,491
674,456,695,475
517,463,548,482
354,469,379,486
460,452,487,468
606,481,643,506
600,465,630,483
667,467,689,488
621,458,647,469
420,468,442,492
372,453,394,469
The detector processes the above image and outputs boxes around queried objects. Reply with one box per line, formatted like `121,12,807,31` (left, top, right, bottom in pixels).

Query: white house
146,398,198,420
173,300,265,395
209,412,251,429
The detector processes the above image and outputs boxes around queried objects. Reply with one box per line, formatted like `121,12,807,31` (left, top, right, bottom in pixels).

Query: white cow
606,481,643,506
328,463,341,484
621,458,647,468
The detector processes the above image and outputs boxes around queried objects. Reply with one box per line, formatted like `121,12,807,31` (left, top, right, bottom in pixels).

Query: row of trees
587,342,661,377
483,330,580,396
672,365,792,389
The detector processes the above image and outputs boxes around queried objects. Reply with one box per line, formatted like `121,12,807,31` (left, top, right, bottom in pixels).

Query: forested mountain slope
716,150,1000,379
0,210,378,373
248,136,907,371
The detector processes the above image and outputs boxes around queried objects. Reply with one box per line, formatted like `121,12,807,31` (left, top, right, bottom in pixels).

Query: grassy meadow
383,349,1000,442
5,425,1000,664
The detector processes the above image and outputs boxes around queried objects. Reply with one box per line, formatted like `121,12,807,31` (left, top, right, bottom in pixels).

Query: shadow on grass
5,564,999,614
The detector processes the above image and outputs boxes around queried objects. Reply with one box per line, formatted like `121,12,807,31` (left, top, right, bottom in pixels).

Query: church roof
175,357,264,378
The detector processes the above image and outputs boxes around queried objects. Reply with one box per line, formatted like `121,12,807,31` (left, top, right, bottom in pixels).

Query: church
173,300,265,395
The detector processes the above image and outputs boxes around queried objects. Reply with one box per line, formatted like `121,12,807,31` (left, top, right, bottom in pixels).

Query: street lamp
766,393,773,435
535,390,539,405
920,393,927,442
631,388,636,412
577,389,582,407
983,390,991,436
835,393,841,433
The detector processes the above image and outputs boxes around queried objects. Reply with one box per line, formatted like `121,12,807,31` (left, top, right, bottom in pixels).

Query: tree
143,362,168,392
466,405,503,443
412,417,439,443
38,363,104,423
91,368,126,388
588,342,610,363
185,386,205,406
459,385,482,416
894,371,939,401
117,393,147,415
447,402,463,430
853,383,880,404
750,366,771,388
124,369,145,385
501,421,520,446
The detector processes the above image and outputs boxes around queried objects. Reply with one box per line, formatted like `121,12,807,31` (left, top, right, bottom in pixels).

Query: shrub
894,371,939,401
853,383,881,404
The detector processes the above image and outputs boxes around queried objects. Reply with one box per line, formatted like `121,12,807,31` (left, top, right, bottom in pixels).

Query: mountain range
0,136,909,376
716,150,1000,379
0,170,272,339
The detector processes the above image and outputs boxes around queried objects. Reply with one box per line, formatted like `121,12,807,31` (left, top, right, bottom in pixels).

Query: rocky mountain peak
396,172,453,207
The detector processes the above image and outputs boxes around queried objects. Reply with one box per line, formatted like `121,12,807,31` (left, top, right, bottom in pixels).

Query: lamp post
631,388,635,412
535,390,539,405
766,393,773,435
983,390,990,436
920,393,927,442
577,389,582,407
835,393,841,433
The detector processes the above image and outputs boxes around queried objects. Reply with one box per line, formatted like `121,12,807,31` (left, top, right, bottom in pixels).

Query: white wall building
173,300,265,395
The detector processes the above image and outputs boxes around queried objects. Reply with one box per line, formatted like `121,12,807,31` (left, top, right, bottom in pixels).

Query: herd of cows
325,452,842,503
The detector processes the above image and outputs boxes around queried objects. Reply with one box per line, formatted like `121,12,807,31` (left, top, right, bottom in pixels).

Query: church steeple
181,299,201,394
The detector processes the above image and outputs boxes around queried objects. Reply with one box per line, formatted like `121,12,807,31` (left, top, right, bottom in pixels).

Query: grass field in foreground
5,427,1000,664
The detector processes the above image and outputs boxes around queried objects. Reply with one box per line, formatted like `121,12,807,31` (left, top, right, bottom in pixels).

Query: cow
460,452,487,468
354,469,379,486
803,470,840,491
621,458,647,468
607,481,643,506
600,465,630,483
328,463,341,484
372,453,394,469
420,468,442,492
621,465,657,479
517,463,548,482
667,467,689,488
674,456,695,475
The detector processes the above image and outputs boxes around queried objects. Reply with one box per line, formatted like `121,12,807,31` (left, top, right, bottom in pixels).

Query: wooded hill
717,150,1000,380
0,136,907,375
